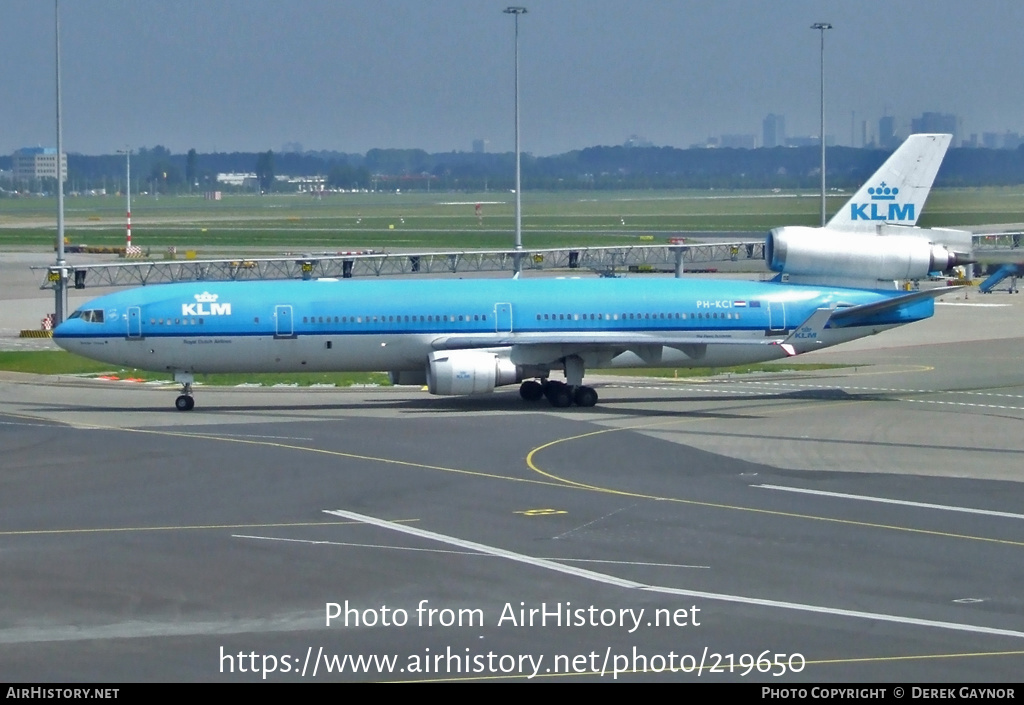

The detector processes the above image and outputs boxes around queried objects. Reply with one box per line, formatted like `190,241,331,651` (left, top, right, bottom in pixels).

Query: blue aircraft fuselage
54,276,930,375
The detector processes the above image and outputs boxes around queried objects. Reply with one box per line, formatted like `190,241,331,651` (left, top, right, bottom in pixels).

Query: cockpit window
75,309,105,323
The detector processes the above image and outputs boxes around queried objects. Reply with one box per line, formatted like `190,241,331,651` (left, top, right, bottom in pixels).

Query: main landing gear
519,380,599,408
174,372,195,411
518,354,598,408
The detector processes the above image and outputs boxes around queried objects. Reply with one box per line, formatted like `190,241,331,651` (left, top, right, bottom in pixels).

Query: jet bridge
34,242,767,291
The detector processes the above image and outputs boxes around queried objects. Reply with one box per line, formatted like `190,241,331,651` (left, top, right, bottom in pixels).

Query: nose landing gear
174,372,195,411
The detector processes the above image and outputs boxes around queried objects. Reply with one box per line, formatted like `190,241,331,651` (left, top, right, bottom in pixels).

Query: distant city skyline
2,1,1023,157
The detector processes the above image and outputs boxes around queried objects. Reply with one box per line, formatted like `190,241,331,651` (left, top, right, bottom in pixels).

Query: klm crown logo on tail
824,133,951,233
182,291,232,316
849,182,914,222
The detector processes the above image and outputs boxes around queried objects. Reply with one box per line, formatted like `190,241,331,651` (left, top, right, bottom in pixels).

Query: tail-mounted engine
766,226,971,281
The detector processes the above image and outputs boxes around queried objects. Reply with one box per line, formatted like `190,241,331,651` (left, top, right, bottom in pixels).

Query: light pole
54,0,67,324
811,22,832,227
504,6,527,273
118,148,132,250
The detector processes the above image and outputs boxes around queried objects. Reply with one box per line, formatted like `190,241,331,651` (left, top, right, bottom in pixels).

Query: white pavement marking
234,534,710,569
323,509,640,589
325,509,1024,640
605,382,1024,411
753,484,1024,521
936,302,1011,307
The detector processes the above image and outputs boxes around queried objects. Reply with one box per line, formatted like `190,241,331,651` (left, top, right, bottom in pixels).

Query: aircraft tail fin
826,134,951,232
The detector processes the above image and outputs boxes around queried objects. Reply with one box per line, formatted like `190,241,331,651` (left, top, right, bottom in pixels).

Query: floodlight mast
118,148,132,249
54,0,67,324
811,22,832,227
505,6,527,273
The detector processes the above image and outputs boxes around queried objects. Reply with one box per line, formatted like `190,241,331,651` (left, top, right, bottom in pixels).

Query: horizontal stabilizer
829,286,960,325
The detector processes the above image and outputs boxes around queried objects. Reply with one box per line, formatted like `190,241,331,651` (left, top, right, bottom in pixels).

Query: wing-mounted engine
426,350,523,396
766,226,972,285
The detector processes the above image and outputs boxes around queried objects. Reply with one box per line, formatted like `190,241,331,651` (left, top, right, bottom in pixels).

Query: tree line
4,142,1024,194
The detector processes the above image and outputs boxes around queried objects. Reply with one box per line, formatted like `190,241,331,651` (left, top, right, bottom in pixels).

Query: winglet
777,307,835,355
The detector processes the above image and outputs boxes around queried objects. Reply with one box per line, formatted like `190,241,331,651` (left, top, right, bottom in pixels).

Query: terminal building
11,147,67,183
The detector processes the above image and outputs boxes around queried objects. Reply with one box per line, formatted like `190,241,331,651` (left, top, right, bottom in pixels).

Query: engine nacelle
426,350,522,396
766,226,966,280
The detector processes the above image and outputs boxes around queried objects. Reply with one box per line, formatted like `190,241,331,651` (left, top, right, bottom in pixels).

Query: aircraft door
495,302,513,333
127,306,143,339
767,302,786,331
274,305,295,339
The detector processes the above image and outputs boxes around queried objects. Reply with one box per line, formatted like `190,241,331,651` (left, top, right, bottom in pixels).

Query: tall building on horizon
763,114,786,148
911,112,960,146
878,116,899,149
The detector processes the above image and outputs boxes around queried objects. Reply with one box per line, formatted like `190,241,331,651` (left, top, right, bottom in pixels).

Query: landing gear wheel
545,382,573,408
519,380,544,401
175,395,195,411
573,386,598,408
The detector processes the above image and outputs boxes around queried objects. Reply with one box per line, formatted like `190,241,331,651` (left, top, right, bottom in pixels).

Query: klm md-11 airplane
54,134,971,411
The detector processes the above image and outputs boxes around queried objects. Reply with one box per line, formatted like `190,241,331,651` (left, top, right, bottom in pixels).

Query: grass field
0,351,390,387
2,186,1022,253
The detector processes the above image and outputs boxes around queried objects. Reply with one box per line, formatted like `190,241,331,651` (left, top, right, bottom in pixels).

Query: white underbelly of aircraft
69,333,438,374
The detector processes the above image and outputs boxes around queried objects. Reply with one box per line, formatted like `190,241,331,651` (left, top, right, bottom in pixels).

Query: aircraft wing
432,331,785,370
432,331,781,351
434,287,960,363
828,286,960,326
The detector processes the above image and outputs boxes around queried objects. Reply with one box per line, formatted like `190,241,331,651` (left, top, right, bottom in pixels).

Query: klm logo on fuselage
181,291,232,316
850,182,914,222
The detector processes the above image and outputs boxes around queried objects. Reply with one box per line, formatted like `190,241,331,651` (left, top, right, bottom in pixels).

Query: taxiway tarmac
2,288,1024,682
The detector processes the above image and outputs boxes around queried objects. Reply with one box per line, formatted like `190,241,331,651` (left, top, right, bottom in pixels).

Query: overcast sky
2,0,1023,156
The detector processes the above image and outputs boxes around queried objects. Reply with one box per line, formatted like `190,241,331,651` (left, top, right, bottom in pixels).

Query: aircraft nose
51,320,71,350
